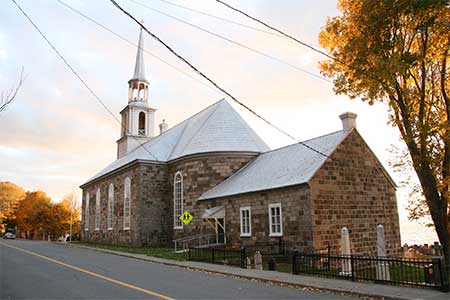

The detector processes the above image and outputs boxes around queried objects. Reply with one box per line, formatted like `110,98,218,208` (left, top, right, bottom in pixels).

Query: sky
0,0,438,244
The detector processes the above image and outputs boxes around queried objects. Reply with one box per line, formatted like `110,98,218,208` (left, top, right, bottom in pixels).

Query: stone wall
207,185,314,252
81,163,142,246
168,153,257,241
137,162,170,246
309,130,402,256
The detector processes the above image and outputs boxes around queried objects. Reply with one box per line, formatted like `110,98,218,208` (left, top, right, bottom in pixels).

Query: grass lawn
71,241,188,261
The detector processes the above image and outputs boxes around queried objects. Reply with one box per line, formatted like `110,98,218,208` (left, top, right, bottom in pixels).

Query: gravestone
376,224,391,280
254,251,263,271
340,227,352,276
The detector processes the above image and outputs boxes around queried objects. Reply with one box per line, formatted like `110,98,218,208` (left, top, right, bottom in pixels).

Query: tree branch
0,67,25,113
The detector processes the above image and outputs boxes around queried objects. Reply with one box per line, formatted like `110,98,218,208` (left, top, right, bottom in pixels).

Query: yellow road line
0,241,175,300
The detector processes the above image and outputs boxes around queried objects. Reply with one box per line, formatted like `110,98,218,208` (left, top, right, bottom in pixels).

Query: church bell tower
117,26,156,159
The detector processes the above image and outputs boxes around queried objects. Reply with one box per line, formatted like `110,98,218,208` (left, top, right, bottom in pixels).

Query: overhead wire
109,0,333,160
56,0,221,97
214,0,390,87
10,0,160,161
128,0,331,83
150,0,284,38
214,0,337,62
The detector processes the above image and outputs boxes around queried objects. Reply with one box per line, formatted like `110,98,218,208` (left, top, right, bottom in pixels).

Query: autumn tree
319,0,450,269
16,191,52,239
0,181,25,232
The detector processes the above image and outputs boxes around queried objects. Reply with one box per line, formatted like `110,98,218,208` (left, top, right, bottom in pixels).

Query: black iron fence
188,246,246,267
292,252,449,292
187,243,449,292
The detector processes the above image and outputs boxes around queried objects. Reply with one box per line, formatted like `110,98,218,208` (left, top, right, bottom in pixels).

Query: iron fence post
292,251,298,275
211,247,215,264
434,257,449,292
188,248,190,261
350,255,355,282
241,247,246,268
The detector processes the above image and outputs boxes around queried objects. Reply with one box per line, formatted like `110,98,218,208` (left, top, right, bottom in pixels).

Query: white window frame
84,193,90,231
268,203,283,237
107,183,114,230
123,177,131,230
95,188,101,231
240,206,252,237
173,172,183,229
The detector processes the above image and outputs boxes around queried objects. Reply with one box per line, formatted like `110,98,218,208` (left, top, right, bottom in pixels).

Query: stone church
80,29,401,256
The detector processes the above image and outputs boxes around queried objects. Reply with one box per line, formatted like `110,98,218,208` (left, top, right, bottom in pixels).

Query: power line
10,0,160,161
56,0,220,97
110,0,333,160
151,0,284,38
128,0,330,83
214,0,337,62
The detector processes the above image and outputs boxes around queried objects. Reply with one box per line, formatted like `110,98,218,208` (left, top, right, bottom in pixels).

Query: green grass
71,241,188,261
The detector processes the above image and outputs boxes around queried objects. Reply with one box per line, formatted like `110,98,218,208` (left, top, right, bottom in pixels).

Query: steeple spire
131,25,146,82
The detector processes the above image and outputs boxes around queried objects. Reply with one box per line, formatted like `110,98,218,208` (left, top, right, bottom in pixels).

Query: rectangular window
268,203,283,237
240,207,251,237
84,193,90,231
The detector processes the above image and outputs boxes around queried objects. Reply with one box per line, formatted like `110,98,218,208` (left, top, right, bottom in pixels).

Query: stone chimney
339,112,357,131
159,119,168,134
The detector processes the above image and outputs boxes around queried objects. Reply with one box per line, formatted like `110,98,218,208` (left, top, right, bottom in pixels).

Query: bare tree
0,67,25,113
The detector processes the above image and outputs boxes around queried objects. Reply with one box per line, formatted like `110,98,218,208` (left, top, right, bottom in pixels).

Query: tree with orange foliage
0,181,25,233
319,0,449,270
15,191,52,239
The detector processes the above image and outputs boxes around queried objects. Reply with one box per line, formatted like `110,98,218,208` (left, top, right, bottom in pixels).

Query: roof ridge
172,100,222,157
167,99,225,159
225,101,269,150
124,98,227,159
260,129,344,156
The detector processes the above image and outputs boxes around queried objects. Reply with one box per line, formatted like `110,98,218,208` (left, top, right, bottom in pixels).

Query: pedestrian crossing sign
180,211,193,225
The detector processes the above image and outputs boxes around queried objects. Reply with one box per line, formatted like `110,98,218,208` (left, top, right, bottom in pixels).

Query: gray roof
130,27,147,82
198,130,350,200
82,99,269,185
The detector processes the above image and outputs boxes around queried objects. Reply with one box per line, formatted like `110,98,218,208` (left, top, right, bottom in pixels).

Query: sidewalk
63,243,447,300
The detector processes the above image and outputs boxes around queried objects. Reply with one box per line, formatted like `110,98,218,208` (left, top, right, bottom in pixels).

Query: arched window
124,177,131,230
107,184,114,230
138,112,145,135
95,188,101,231
173,172,183,229
84,193,90,231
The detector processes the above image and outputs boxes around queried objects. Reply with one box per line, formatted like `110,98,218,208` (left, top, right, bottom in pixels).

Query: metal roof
82,99,269,185
198,130,350,200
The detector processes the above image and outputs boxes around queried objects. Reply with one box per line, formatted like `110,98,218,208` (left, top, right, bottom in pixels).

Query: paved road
0,240,361,299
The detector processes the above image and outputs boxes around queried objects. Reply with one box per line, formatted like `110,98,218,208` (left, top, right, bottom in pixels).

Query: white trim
239,206,251,237
268,203,283,237
173,171,183,229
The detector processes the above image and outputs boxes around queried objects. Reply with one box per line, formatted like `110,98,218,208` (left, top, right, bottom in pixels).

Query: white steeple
118,26,156,159
128,25,149,103
131,27,146,82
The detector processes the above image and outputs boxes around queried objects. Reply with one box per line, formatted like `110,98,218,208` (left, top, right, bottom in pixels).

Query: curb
59,243,413,300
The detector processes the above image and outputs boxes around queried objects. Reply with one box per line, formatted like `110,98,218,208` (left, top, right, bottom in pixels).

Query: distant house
80,29,401,256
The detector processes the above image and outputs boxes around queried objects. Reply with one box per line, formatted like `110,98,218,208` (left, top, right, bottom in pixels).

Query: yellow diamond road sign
180,211,193,225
